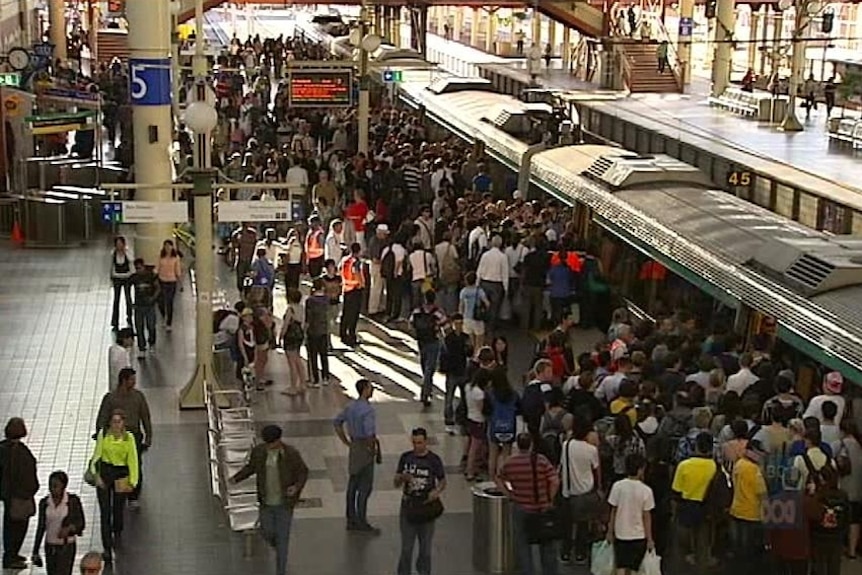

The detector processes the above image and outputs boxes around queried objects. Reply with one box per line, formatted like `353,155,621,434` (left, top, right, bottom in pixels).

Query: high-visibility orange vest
305,229,323,259
341,256,363,292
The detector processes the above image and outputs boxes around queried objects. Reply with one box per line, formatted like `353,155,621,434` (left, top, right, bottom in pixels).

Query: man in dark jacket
230,425,309,575
130,259,160,358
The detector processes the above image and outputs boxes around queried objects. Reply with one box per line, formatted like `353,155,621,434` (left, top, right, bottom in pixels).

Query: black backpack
801,453,849,535
412,308,438,343
381,247,397,280
704,463,733,518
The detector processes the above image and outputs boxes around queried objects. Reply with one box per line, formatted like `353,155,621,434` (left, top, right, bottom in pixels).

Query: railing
607,14,635,91
645,13,683,91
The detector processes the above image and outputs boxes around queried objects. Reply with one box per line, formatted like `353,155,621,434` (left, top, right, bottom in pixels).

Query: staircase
620,41,680,93
96,29,129,65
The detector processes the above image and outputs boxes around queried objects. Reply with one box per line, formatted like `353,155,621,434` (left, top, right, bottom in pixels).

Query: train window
853,212,862,236
752,175,772,209
819,200,849,234
798,193,818,229
775,183,795,218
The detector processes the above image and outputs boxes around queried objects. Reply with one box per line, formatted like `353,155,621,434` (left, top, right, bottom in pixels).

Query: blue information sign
128,58,172,106
101,201,123,224
679,17,693,38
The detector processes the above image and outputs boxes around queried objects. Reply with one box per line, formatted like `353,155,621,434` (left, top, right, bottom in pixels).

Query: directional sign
128,58,172,106
101,201,123,224
121,201,188,223
679,17,694,38
382,70,403,83
0,72,20,87
218,201,293,222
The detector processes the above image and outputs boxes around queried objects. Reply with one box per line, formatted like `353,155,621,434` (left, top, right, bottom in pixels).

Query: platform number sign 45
728,170,751,188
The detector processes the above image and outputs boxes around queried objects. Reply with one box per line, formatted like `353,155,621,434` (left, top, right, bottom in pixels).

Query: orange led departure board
288,71,353,107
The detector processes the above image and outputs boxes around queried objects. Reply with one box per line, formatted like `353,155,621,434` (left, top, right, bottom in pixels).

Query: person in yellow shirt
671,432,718,569
729,443,767,571
609,380,638,426
89,409,139,565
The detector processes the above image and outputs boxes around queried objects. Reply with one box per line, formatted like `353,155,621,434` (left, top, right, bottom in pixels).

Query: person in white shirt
413,206,435,250
560,414,603,562
726,352,759,396
324,219,345,263
467,223,489,263
607,453,655,574
476,235,509,334
108,328,134,391
408,241,436,309
804,371,847,426
284,158,309,200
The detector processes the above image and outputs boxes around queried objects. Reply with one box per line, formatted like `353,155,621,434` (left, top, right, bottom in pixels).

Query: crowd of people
5,22,862,575
199,27,862,575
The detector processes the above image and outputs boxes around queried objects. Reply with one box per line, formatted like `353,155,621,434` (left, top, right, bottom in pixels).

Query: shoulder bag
8,445,36,520
524,454,561,544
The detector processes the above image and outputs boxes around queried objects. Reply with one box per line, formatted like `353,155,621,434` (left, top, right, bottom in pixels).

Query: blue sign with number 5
128,58,172,106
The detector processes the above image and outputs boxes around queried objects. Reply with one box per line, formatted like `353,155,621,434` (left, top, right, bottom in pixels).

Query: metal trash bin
472,481,514,574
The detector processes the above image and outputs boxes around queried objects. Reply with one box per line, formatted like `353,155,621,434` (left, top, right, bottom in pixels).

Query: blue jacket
547,263,573,299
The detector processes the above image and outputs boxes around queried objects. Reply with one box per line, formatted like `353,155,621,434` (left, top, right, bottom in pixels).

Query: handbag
471,288,489,322
9,497,35,520
524,453,561,544
403,497,444,525
114,477,133,493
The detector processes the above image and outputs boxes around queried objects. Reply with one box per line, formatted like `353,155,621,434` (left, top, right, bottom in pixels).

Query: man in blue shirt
334,379,381,534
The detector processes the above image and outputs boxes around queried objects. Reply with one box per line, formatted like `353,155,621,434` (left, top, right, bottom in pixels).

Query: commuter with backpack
409,291,447,407
484,370,520,479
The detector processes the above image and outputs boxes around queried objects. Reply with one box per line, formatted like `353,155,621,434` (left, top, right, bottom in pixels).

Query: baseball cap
377,224,390,234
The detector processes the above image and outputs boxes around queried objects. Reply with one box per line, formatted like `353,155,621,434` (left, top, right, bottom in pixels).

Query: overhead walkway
537,0,605,39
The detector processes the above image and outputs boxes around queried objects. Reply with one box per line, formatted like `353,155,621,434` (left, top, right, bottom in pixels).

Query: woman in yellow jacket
89,409,138,565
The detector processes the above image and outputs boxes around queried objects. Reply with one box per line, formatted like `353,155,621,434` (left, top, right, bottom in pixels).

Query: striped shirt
499,452,558,512
401,164,421,194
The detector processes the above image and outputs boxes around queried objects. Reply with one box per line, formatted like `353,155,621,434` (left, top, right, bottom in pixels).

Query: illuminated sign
288,70,353,108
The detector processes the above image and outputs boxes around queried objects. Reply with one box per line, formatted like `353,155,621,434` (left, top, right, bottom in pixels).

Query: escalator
177,0,225,23
538,0,606,39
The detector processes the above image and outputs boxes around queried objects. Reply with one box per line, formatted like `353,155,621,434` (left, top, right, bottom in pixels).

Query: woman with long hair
279,289,307,395
607,412,646,483
486,370,520,479
110,236,133,330
0,418,39,570
464,370,490,481
156,239,182,330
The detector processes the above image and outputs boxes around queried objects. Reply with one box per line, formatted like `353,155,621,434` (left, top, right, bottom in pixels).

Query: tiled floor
0,238,578,575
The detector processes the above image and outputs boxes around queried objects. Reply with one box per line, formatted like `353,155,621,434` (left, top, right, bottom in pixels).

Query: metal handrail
645,12,684,91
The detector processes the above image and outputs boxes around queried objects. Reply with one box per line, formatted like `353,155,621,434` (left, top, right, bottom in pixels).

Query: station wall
0,0,36,55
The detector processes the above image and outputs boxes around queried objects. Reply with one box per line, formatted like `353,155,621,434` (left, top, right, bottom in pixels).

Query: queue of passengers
110,30,862,575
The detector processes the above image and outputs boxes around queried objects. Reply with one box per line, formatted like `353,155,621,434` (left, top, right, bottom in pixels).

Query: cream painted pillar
548,18,557,54
678,0,694,85
532,8,541,45
748,9,759,72
453,8,463,43
50,0,67,61
711,0,736,96
770,9,783,77
471,8,479,47
127,0,175,263
435,7,444,35
562,26,571,70
486,12,497,53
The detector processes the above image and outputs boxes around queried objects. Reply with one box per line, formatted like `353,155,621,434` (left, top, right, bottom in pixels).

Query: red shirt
345,201,369,233
499,453,558,512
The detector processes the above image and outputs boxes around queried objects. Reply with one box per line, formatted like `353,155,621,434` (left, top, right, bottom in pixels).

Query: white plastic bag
590,540,615,575
638,550,662,575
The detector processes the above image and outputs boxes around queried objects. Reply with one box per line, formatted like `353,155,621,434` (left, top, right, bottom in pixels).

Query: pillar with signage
677,0,695,85
711,0,736,96
49,0,67,62
127,0,174,264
